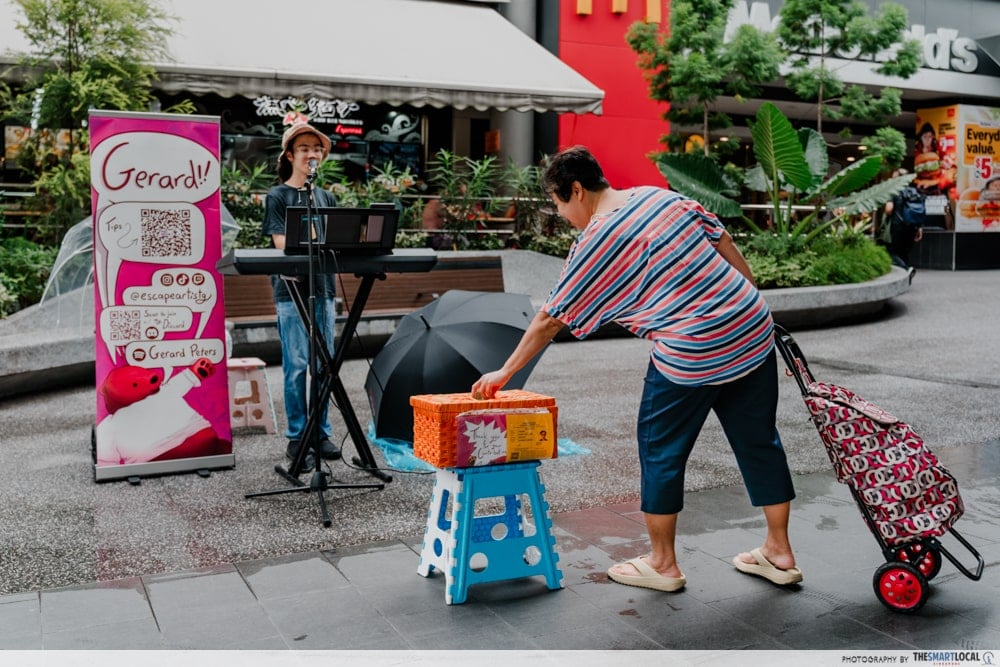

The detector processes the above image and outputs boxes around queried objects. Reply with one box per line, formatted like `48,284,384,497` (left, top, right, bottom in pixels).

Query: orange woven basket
410,390,558,467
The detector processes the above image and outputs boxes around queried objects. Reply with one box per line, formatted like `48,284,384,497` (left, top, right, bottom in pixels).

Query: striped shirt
543,186,774,386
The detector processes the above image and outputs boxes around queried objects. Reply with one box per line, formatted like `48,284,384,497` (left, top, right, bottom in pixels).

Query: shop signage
726,1,984,75
252,95,363,130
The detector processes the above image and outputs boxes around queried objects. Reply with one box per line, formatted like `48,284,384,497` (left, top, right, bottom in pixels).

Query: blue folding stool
417,460,563,604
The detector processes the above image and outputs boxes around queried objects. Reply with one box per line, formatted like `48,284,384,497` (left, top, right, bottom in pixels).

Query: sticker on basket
456,408,556,467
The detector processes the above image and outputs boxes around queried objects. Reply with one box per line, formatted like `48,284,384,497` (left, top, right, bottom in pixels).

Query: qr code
141,208,192,257
108,309,141,342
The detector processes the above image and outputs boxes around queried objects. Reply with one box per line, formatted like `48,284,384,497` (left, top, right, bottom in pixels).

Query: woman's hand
470,310,565,400
472,370,510,400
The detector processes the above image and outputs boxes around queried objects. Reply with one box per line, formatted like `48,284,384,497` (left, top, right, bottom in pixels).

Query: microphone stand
304,162,323,487
246,158,383,528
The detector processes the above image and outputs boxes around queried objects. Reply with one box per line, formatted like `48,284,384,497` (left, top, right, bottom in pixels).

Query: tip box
410,390,558,468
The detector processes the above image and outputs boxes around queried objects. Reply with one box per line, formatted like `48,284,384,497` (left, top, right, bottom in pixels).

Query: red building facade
556,1,669,188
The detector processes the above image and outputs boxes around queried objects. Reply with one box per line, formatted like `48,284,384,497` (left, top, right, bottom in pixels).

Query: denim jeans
275,298,337,441
636,350,795,514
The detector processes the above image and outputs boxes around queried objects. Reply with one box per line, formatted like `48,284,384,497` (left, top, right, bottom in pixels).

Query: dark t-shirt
261,183,338,302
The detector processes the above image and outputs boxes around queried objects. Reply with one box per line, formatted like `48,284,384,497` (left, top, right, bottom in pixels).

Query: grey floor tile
591,536,653,566
610,591,789,651
484,584,610,638
709,588,910,650
0,595,39,643
529,618,665,650
547,532,620,586
363,571,452,616
551,507,648,547
237,551,350,601
40,579,151,634
43,616,164,649
328,541,423,591
863,604,1000,651
0,634,43,649
460,577,563,607
672,524,765,563
390,601,534,649
157,604,279,649
260,586,383,640
144,568,254,619
258,579,413,649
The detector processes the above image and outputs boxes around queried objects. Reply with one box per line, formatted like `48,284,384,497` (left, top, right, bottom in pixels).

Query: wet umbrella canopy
365,290,544,442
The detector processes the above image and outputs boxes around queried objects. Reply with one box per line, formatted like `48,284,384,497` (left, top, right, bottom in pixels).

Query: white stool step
226,357,277,434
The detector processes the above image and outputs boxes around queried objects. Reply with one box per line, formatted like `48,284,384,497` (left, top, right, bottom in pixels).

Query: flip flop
607,556,686,592
733,548,803,585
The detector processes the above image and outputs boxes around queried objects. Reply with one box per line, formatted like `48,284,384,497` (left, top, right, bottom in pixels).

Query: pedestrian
471,145,802,592
884,168,924,276
261,121,342,470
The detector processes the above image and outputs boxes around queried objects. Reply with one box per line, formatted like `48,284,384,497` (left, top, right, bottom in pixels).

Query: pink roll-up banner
90,110,234,482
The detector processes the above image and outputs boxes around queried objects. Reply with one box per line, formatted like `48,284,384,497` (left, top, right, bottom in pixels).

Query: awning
158,0,604,114
159,0,603,114
0,0,603,114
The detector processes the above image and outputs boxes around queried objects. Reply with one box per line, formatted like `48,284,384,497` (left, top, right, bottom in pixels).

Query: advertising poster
90,110,234,481
915,105,1000,232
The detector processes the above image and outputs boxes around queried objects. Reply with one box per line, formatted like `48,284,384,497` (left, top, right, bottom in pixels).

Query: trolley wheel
873,562,928,613
896,543,942,581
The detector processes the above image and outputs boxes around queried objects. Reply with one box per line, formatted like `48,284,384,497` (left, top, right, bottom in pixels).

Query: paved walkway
0,269,998,656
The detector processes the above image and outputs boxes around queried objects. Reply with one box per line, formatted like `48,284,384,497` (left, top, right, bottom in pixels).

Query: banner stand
89,110,234,482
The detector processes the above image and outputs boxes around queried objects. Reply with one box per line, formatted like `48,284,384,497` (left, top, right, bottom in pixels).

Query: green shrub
221,163,270,249
0,237,59,318
0,281,17,318
742,230,891,289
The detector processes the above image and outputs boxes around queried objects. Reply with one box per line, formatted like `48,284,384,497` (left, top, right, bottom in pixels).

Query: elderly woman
472,146,802,592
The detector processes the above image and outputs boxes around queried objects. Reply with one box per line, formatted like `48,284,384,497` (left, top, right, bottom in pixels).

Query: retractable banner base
93,455,235,484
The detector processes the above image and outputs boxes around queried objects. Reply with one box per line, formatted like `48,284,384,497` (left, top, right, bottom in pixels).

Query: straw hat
280,122,331,155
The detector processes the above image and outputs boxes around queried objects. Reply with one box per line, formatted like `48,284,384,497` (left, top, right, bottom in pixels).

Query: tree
626,0,782,156
776,0,922,135
0,0,176,241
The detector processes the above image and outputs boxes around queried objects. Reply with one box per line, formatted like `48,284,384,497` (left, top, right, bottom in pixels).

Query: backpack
894,186,926,227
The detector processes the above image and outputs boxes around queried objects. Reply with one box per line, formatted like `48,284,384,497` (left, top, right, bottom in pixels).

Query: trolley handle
937,529,985,581
773,324,815,396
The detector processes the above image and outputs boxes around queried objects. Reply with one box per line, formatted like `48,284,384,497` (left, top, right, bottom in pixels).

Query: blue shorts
636,350,796,514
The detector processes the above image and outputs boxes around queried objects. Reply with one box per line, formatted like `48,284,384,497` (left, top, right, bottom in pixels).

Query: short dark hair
542,145,610,202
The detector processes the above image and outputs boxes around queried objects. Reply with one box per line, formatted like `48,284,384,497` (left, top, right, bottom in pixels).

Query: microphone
307,158,318,182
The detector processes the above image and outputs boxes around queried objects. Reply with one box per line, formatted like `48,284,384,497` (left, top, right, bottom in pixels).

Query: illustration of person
916,122,937,154
96,358,226,465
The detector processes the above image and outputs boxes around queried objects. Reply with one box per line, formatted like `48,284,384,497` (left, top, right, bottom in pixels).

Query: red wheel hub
879,568,922,609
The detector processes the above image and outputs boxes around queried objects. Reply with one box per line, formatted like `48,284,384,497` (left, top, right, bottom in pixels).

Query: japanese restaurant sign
89,110,233,481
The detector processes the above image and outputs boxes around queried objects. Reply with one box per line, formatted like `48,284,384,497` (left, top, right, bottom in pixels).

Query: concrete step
0,252,911,399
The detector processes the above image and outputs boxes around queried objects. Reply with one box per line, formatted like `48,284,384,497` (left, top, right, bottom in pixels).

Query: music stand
245,178,384,528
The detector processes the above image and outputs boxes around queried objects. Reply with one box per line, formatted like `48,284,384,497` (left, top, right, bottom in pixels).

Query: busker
261,121,342,470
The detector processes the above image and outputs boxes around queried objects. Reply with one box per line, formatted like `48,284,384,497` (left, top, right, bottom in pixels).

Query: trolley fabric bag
800,380,963,546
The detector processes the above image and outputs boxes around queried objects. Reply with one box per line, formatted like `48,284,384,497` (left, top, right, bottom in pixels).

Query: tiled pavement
2,447,997,651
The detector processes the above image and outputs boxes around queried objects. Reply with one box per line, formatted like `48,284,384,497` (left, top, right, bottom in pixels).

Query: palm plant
657,102,912,239
744,103,912,244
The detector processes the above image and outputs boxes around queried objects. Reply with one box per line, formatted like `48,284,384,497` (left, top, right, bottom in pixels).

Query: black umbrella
365,290,543,442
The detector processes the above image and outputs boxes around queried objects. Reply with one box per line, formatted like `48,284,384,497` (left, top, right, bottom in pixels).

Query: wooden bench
223,254,505,326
